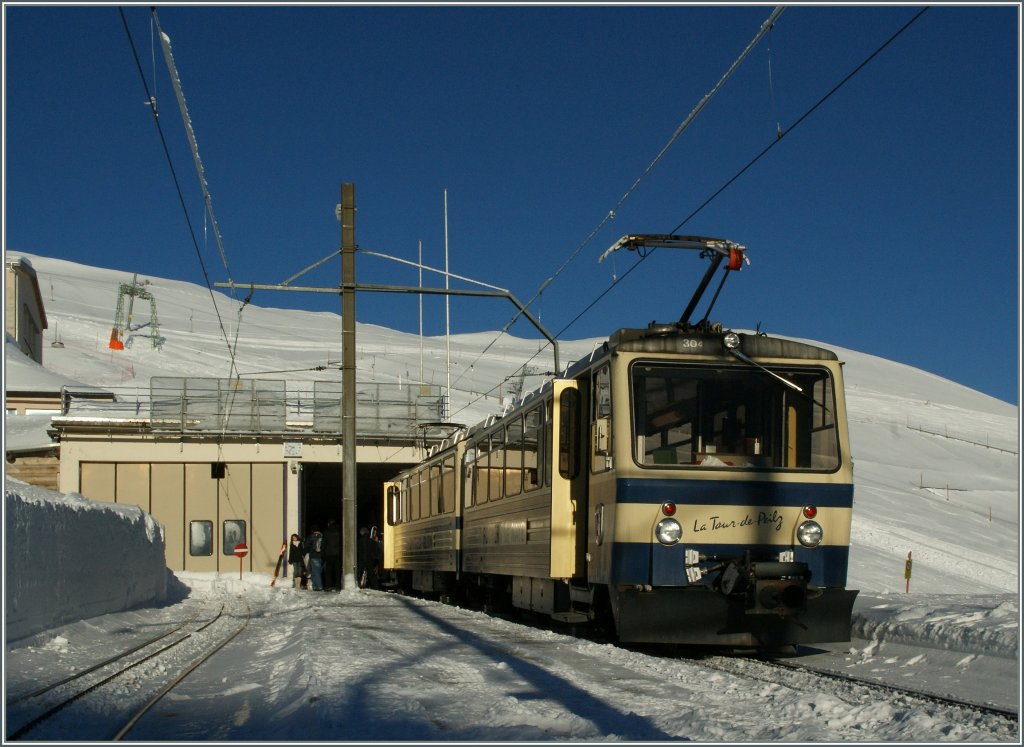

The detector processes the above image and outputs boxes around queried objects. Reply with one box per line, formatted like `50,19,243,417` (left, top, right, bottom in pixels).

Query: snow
2,251,1020,740
4,480,167,641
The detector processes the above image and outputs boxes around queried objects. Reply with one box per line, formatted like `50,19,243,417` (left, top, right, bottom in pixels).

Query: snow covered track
5,598,252,741
684,652,1018,739
766,655,1019,721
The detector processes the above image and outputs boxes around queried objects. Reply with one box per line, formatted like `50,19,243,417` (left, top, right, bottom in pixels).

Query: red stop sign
233,543,249,558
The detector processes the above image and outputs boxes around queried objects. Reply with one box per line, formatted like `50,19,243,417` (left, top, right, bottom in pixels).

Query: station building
50,378,448,575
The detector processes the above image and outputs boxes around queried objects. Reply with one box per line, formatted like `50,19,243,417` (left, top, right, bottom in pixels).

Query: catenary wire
446,6,783,404
449,6,930,421
118,7,240,380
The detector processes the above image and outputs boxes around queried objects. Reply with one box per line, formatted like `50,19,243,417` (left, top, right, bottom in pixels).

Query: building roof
4,336,105,396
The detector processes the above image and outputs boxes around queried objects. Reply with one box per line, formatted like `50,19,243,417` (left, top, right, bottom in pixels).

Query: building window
222,520,247,555
189,520,213,556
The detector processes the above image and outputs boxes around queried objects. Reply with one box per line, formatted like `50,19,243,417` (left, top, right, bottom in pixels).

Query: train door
586,364,617,584
550,380,587,579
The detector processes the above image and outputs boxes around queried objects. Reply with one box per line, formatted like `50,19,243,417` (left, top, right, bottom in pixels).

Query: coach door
550,380,587,579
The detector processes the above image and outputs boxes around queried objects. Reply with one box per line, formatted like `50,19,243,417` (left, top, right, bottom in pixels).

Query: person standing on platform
323,519,342,590
287,533,306,589
357,527,381,589
304,527,325,591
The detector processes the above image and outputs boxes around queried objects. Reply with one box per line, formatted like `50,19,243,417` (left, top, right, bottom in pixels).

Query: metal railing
60,378,446,437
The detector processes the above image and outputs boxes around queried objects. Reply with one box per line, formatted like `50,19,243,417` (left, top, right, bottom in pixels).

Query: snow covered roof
4,336,107,396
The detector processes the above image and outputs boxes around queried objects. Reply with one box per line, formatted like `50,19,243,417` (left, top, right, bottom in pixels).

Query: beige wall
59,432,423,573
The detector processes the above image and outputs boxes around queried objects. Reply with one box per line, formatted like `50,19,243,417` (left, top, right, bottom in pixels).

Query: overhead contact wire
119,7,241,380
556,6,932,342
449,7,785,409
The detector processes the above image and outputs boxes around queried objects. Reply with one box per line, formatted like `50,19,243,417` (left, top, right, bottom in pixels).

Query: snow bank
852,592,1019,658
4,477,168,641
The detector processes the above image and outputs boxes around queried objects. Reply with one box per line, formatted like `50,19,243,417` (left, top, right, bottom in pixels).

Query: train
382,235,857,648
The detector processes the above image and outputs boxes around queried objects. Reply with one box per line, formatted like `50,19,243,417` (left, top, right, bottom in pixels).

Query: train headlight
796,520,823,548
655,518,682,545
723,332,741,350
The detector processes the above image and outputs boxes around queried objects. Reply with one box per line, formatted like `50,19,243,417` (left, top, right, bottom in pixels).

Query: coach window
474,438,490,505
544,399,553,486
463,448,476,508
419,467,431,518
592,365,612,472
387,485,401,526
505,416,524,498
410,471,421,521
488,432,505,501
441,456,456,513
429,461,443,516
523,405,542,492
558,389,580,480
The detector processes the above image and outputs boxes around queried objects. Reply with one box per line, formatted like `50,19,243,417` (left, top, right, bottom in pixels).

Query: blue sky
3,4,1019,404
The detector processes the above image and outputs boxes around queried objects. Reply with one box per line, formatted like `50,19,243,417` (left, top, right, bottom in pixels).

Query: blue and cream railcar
383,437,464,595
385,323,857,647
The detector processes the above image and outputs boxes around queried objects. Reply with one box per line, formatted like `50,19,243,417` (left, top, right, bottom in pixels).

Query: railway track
6,599,252,741
765,654,1019,721
682,649,1018,726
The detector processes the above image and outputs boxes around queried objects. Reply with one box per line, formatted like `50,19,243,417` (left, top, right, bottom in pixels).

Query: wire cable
447,6,785,402
558,6,932,339
118,7,240,379
449,5,932,419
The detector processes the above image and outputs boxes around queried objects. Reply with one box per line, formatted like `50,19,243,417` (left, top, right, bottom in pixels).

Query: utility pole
340,183,357,589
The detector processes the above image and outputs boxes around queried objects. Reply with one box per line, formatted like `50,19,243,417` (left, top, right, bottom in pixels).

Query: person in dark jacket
304,527,325,591
357,527,381,589
323,519,342,590
287,533,307,589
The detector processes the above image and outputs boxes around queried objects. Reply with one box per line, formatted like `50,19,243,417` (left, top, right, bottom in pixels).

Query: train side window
419,468,431,518
387,485,400,526
505,417,524,498
523,406,542,492
463,449,476,508
559,388,580,480
488,432,504,501
429,462,443,516
474,438,490,505
543,400,553,487
442,456,456,513
592,365,612,472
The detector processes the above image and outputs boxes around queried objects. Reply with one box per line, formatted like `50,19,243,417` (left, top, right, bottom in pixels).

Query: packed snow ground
2,534,1018,742
3,251,1020,740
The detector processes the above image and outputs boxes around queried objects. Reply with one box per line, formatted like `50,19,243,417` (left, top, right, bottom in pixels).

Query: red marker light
662,502,676,516
803,505,818,519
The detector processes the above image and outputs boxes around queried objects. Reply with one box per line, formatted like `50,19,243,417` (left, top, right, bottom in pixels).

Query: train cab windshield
631,362,840,471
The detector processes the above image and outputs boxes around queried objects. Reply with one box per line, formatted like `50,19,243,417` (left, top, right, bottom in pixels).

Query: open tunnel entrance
299,461,416,539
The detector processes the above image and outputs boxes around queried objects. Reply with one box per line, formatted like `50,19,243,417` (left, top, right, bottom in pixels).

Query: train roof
512,324,839,413
607,325,839,361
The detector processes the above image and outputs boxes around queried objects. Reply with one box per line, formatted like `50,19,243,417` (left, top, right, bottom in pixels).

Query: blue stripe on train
614,541,851,587
616,478,854,508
